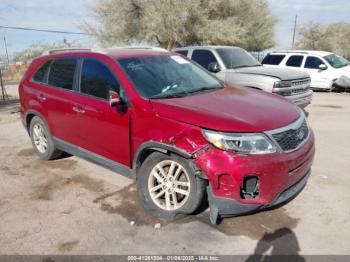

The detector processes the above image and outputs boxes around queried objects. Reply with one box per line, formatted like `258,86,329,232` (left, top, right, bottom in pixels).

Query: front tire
29,116,62,160
137,152,206,220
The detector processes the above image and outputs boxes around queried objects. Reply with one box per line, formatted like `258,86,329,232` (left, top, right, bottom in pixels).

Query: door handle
37,94,46,102
72,106,85,114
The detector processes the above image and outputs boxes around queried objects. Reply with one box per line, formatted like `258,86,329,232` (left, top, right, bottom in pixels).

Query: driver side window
304,56,324,69
80,59,120,100
191,50,218,70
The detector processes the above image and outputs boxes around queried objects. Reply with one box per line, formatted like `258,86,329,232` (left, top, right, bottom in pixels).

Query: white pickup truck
173,46,313,108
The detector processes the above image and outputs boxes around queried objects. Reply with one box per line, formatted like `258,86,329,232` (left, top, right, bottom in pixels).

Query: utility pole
3,33,10,65
0,67,8,101
292,15,298,49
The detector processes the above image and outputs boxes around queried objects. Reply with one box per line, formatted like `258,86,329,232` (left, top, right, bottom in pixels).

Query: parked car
173,46,312,108
19,48,315,224
262,50,350,92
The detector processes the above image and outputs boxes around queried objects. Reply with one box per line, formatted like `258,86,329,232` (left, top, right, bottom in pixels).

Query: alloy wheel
148,160,191,211
32,123,48,154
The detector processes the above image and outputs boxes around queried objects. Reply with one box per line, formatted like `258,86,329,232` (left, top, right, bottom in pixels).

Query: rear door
73,58,131,166
284,55,305,68
44,57,81,145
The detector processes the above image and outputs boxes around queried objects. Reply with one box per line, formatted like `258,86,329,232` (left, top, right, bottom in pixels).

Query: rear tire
137,152,207,221
29,116,62,160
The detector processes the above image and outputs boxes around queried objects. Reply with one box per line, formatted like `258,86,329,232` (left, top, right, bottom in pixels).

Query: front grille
272,119,309,151
278,78,311,96
279,88,308,96
291,78,311,87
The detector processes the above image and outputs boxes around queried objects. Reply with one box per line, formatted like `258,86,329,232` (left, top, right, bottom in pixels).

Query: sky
268,0,350,49
1,0,350,58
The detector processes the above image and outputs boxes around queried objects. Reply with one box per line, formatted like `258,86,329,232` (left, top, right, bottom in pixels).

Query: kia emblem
297,130,304,140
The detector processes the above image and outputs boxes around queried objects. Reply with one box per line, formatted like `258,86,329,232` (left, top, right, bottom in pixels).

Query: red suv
19,48,315,224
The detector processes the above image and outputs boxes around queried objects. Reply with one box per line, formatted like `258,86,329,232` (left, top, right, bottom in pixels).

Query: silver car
173,46,313,108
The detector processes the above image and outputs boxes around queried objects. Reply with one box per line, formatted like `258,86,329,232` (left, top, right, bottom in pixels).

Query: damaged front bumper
207,171,311,224
334,75,350,90
193,128,315,225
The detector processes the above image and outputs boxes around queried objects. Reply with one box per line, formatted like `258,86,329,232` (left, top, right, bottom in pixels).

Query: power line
0,25,92,36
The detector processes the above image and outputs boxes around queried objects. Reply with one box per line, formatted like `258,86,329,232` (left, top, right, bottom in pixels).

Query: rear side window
33,60,51,83
262,54,285,65
304,56,324,69
191,50,218,70
175,50,188,57
286,55,304,67
48,58,77,90
80,59,120,100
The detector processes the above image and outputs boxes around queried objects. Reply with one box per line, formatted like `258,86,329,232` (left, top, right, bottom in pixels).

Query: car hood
150,86,301,133
232,66,310,81
338,65,350,74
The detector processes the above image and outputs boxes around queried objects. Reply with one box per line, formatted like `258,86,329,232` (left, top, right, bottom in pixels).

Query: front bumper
334,76,350,91
194,130,315,224
207,170,311,224
285,89,313,108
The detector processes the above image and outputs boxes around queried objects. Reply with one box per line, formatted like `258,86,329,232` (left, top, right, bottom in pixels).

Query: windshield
118,55,223,99
216,48,261,69
323,54,350,69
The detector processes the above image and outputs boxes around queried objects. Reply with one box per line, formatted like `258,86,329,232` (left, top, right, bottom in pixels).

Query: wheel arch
25,110,49,134
132,142,192,173
132,142,207,180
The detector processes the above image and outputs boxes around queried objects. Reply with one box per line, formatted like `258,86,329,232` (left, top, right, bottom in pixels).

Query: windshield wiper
187,85,224,94
149,92,188,99
234,64,261,69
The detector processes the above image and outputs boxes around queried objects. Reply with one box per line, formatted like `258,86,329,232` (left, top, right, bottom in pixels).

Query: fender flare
24,109,49,133
132,141,192,173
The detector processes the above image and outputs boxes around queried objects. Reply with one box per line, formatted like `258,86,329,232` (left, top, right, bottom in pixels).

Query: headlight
273,80,292,93
203,130,277,154
274,80,292,88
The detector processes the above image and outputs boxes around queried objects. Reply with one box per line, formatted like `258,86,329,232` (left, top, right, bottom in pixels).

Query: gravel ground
0,87,349,256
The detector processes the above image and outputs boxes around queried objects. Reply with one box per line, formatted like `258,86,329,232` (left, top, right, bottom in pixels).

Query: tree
296,22,350,58
84,0,276,51
326,23,350,59
296,22,331,50
13,39,81,63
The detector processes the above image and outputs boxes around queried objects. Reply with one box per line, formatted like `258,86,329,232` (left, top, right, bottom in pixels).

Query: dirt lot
0,86,349,256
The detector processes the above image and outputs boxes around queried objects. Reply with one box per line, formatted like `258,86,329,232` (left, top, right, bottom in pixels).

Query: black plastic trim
24,110,48,133
207,170,311,224
53,137,134,180
132,141,192,172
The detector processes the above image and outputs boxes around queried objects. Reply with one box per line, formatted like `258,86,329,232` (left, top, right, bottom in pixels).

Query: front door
73,58,131,167
303,56,329,88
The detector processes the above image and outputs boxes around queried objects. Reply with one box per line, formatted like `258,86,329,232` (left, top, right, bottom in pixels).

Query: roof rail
107,46,168,52
41,48,92,56
41,46,168,56
272,50,309,54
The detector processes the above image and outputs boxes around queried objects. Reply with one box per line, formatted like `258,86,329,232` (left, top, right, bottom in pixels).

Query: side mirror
208,62,221,73
109,90,121,107
319,64,327,70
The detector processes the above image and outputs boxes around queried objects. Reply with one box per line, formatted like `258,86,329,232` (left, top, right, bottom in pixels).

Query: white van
262,50,350,91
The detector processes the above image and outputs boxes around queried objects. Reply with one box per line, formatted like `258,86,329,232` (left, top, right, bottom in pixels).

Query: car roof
38,47,171,61
105,47,169,59
173,46,242,51
270,50,333,57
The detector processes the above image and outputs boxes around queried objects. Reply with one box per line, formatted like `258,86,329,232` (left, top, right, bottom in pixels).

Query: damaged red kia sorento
19,48,315,224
